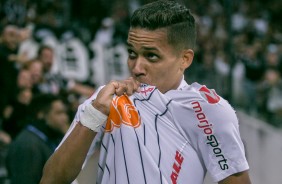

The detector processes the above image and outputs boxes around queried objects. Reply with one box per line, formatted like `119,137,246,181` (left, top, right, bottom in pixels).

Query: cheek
147,66,166,82
159,62,178,74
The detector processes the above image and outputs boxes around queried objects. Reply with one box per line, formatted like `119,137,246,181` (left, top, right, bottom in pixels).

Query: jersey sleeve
189,98,249,182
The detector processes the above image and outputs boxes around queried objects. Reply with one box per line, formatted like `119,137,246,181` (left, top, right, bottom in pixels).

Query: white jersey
62,80,249,184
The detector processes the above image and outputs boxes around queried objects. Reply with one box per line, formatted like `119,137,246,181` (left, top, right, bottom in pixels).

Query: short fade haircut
130,0,196,50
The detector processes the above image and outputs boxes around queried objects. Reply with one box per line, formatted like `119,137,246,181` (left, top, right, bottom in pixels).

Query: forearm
218,171,251,184
40,122,97,184
40,78,139,184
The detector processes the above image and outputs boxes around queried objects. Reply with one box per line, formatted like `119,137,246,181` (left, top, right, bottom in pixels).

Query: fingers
112,77,140,96
92,77,140,115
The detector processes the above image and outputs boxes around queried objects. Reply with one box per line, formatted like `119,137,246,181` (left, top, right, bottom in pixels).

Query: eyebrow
126,42,159,51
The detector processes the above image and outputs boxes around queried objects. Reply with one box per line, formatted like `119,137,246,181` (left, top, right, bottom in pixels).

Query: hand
93,77,140,115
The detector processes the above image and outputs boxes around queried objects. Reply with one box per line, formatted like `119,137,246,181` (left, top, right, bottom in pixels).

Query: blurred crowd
0,0,281,183
184,0,282,128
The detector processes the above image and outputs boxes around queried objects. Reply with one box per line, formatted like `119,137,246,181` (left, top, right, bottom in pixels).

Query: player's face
127,28,193,93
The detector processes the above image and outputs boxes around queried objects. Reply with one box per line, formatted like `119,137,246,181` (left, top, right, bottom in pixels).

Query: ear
181,49,194,70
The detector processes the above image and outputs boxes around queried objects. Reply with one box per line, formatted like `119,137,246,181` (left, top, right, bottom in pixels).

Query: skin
28,61,43,85
39,48,54,73
17,69,33,89
2,25,19,50
219,171,251,184
126,28,193,93
94,28,194,114
46,100,69,134
40,28,251,184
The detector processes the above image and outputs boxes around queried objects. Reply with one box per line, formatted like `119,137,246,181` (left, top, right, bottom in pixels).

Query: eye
127,49,137,59
146,53,159,61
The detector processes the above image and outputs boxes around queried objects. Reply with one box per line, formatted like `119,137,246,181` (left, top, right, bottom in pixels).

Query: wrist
93,100,109,115
80,103,108,132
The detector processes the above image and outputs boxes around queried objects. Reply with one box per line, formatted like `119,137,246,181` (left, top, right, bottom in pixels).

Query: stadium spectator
0,25,21,119
2,87,32,139
6,94,69,184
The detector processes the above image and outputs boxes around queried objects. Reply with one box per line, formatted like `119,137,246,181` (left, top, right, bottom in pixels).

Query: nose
130,57,146,77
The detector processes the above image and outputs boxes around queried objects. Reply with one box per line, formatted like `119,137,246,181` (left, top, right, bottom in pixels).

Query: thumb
92,81,119,115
